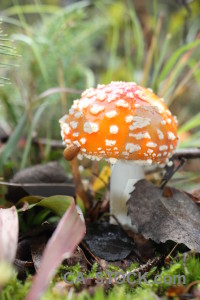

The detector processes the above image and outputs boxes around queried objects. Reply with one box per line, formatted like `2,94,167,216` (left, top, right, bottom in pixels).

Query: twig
185,280,200,294
161,158,186,189
172,148,200,159
35,87,82,103
165,243,179,264
33,138,63,148
115,256,163,284
81,241,107,272
32,140,200,160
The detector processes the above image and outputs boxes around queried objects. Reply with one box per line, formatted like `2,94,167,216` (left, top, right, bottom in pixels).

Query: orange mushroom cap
59,81,178,164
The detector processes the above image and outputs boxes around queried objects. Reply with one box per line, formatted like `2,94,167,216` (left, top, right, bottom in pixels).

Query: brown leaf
188,189,200,205
52,281,72,296
4,162,75,202
127,231,155,262
127,179,200,252
0,206,18,263
165,285,185,297
162,186,173,198
30,236,46,271
13,259,34,280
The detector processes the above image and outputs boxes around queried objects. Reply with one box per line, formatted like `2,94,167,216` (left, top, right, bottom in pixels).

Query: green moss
1,254,200,300
0,274,32,300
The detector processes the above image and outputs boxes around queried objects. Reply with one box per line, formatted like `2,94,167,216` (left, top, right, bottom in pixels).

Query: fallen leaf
15,224,55,279
65,246,89,270
84,223,135,261
127,231,155,262
25,200,85,300
4,161,75,202
52,281,72,296
127,179,200,252
188,189,200,205
92,165,111,192
14,259,34,280
165,285,185,297
10,162,72,184
30,236,46,271
0,206,18,263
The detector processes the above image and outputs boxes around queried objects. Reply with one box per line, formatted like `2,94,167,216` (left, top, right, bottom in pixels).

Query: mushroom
59,81,178,229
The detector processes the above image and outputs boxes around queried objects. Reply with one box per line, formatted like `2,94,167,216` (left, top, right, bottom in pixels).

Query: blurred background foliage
0,0,200,182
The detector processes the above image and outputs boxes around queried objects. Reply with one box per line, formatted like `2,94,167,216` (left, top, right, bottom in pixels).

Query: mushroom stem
110,160,145,229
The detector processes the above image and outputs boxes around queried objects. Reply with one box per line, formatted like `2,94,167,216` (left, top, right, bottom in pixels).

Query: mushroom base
110,160,145,230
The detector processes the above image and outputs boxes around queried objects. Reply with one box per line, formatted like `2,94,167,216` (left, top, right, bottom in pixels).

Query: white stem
110,160,145,229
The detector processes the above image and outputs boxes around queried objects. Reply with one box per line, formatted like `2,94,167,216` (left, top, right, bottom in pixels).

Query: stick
172,148,200,159
33,140,200,160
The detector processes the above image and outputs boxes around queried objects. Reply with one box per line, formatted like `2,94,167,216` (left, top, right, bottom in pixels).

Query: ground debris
5,162,75,202
83,223,135,262
128,179,200,252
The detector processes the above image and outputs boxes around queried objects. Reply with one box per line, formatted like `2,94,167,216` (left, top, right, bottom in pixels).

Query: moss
0,274,32,300
1,253,200,300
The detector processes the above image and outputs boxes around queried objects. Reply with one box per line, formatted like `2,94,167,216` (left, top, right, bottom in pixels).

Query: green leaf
128,0,144,69
0,113,27,170
13,33,48,83
151,34,171,89
178,112,200,134
18,195,73,217
20,102,49,169
38,196,73,217
157,39,200,85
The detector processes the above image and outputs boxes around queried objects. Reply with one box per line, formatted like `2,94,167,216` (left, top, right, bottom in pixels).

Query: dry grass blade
35,87,82,104
169,60,200,104
141,16,162,86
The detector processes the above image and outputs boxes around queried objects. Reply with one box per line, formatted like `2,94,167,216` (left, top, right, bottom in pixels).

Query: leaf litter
127,179,200,252
4,161,75,202
84,223,135,261
1,159,200,298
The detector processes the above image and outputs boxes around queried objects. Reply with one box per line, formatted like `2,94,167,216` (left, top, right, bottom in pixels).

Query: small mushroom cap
59,81,178,164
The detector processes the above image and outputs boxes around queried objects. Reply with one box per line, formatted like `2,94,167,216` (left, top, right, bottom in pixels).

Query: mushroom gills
110,160,145,230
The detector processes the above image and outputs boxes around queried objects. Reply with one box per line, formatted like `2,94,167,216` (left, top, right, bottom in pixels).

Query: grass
0,1,198,195
0,23,17,86
0,1,199,173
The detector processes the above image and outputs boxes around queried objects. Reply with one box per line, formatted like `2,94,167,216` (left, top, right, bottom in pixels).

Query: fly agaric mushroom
59,81,178,229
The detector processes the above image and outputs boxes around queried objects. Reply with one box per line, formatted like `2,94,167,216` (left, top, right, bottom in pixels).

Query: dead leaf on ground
4,162,75,202
14,259,34,280
30,236,46,271
188,189,200,204
127,179,200,252
165,285,185,298
127,231,156,262
83,223,135,261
